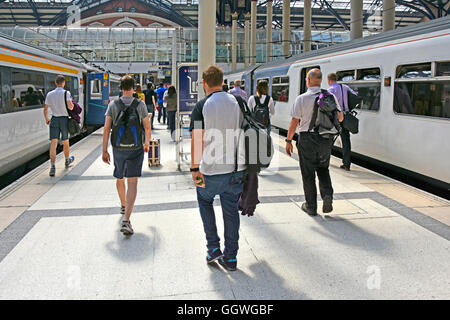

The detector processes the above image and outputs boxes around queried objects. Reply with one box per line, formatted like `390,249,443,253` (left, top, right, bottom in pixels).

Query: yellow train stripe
0,53,79,75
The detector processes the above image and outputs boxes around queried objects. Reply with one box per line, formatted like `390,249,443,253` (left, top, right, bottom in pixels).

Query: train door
300,65,320,94
86,73,110,126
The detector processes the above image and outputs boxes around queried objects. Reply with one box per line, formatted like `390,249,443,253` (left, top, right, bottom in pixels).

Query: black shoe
301,202,317,216
340,165,350,171
218,257,237,271
206,248,224,264
322,196,333,214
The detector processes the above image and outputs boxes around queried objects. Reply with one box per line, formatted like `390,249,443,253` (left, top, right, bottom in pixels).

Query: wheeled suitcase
148,138,160,167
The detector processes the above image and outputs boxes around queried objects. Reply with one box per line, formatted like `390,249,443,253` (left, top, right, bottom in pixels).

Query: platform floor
0,122,449,300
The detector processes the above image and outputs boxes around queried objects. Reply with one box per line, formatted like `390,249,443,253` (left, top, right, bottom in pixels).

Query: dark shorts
113,148,144,179
49,116,69,141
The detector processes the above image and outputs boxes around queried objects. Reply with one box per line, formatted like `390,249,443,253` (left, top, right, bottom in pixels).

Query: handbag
342,111,359,134
65,91,81,136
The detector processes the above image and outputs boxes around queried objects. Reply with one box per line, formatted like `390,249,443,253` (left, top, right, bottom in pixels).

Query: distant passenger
23,87,41,107
135,84,145,103
43,75,75,177
156,83,167,124
222,84,229,92
144,83,157,130
228,79,248,102
190,65,244,271
285,68,343,216
12,90,21,108
327,73,357,171
164,86,177,140
102,75,151,236
248,80,275,134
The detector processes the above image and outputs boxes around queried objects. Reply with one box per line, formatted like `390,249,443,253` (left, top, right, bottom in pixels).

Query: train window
300,66,320,94
65,76,79,102
91,79,102,98
357,68,381,80
337,70,355,81
12,70,45,109
110,81,121,98
436,62,450,77
272,76,289,102
339,67,381,111
241,80,245,90
396,63,432,79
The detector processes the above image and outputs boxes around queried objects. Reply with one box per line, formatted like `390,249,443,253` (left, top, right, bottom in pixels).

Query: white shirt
45,87,72,117
163,90,168,108
248,95,275,116
291,87,341,132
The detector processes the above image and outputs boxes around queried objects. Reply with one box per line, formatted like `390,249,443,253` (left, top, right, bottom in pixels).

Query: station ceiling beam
27,0,42,25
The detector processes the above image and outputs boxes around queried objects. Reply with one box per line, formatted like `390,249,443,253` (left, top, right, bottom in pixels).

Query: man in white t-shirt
43,75,75,177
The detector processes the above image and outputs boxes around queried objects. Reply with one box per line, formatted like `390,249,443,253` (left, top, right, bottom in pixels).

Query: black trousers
157,102,166,124
297,132,334,211
340,127,351,168
167,110,176,139
146,104,155,128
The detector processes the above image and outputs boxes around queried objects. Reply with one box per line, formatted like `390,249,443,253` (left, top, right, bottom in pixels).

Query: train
0,34,120,177
224,16,450,191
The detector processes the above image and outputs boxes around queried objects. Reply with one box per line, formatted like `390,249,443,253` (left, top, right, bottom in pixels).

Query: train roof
232,15,450,74
0,32,85,70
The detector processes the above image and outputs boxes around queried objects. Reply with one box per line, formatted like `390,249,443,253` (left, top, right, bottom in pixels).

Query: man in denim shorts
43,75,75,177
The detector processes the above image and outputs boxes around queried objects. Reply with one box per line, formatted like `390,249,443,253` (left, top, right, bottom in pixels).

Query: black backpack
235,96,274,173
252,95,271,128
111,99,144,150
309,89,341,140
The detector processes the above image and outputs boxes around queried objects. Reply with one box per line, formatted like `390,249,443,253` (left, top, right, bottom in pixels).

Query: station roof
0,0,447,30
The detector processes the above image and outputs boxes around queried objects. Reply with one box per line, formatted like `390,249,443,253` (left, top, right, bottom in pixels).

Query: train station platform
0,123,449,300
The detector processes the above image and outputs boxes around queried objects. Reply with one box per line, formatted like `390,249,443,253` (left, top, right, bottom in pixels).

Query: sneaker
301,202,317,216
218,257,237,271
206,248,224,264
322,196,333,214
120,205,125,215
49,166,55,177
120,220,134,235
65,156,75,168
340,165,350,171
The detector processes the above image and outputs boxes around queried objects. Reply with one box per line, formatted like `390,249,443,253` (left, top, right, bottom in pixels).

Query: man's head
27,87,34,94
120,75,135,94
159,83,164,88
327,73,338,86
55,75,65,88
202,65,223,95
306,68,322,88
234,79,241,88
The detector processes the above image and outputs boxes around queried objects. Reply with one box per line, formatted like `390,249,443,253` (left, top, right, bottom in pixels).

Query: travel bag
148,138,160,167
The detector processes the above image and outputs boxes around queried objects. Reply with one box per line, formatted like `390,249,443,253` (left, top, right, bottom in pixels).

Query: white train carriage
225,16,450,190
0,34,86,176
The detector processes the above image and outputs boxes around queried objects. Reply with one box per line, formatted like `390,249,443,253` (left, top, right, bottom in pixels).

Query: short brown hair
55,75,66,85
257,80,269,96
328,73,338,82
202,65,223,87
120,75,135,91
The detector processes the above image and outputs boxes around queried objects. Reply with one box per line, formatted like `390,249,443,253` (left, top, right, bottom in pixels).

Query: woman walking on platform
164,86,178,140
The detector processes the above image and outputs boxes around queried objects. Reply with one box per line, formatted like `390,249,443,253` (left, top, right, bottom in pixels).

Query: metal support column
232,12,238,71
383,0,396,32
198,0,216,100
251,0,257,65
282,0,291,58
350,0,363,40
172,28,177,86
266,0,273,62
304,0,312,52
244,13,250,67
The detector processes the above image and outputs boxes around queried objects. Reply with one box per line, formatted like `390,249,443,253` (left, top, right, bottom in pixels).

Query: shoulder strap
263,95,270,107
308,94,321,132
254,95,261,107
64,91,70,117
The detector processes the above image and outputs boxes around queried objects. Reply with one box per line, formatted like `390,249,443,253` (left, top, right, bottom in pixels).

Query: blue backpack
111,99,144,150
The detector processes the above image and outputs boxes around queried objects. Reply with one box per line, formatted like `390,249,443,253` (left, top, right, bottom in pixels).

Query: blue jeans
196,171,244,259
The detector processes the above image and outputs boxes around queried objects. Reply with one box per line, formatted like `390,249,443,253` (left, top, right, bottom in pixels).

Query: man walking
228,79,248,102
102,75,151,235
285,69,343,216
156,83,167,124
144,82,157,129
327,73,357,171
190,65,245,271
43,75,75,177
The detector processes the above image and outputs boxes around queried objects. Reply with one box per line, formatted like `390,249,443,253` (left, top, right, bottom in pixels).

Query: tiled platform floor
0,122,448,299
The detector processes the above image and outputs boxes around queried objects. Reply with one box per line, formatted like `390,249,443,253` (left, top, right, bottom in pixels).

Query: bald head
234,80,241,88
307,68,322,88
